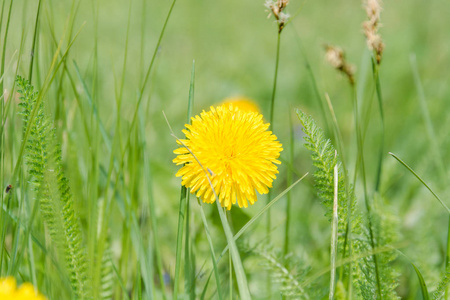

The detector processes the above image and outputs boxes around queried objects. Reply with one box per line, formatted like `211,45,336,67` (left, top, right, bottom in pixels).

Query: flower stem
283,113,294,257
329,156,339,300
372,59,385,193
269,32,281,132
174,61,195,299
267,30,281,249
267,30,281,298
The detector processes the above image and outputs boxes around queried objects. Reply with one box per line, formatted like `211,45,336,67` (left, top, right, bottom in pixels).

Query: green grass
1,0,450,299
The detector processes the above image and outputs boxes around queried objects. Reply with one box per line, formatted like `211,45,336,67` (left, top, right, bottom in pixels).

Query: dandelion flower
220,96,261,113
173,104,283,210
0,277,47,300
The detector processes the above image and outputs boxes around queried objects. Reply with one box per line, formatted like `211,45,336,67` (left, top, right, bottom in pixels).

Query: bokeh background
2,0,450,298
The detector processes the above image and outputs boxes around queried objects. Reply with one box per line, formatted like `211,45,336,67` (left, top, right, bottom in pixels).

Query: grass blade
396,250,430,300
200,173,308,297
409,54,446,180
219,173,308,260
388,152,450,214
198,200,223,300
174,60,195,299
329,154,338,300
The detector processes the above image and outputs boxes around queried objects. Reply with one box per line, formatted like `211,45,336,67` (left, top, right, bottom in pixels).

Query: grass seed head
265,0,290,32
363,0,384,64
325,45,355,85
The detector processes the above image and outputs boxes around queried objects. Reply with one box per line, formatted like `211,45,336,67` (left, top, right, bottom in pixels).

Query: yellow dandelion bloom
0,277,47,300
173,104,283,210
220,96,261,113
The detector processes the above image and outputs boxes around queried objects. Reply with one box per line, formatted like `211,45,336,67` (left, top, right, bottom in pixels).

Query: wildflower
220,96,261,113
324,45,355,85
0,277,47,300
173,104,283,210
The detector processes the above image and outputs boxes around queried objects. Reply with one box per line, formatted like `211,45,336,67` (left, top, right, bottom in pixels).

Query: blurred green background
2,0,450,298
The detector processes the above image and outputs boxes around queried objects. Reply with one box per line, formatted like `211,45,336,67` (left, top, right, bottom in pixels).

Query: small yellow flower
173,104,283,210
220,97,261,114
0,277,47,300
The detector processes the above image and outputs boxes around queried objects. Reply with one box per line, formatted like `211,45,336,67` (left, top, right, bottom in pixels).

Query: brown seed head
362,0,384,64
365,0,382,21
325,46,344,69
325,45,355,85
265,0,290,32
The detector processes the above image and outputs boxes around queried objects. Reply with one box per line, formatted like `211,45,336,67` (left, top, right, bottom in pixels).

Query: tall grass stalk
197,200,223,300
266,30,281,239
200,174,307,296
351,85,382,298
184,61,195,300
174,61,195,299
389,152,450,298
112,0,132,292
218,174,307,263
410,54,449,297
324,93,355,293
140,111,165,299
388,153,449,213
28,0,42,82
283,112,294,257
371,60,385,193
184,192,193,299
396,251,430,300
10,20,83,185
409,54,446,180
329,154,338,299
127,0,177,142
292,25,332,135
1,40,25,281
0,0,13,275
266,29,281,300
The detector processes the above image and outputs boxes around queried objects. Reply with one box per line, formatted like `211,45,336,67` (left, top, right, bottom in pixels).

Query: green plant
17,76,91,299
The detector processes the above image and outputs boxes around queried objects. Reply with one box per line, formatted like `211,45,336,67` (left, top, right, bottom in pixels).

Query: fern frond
433,267,450,299
250,246,319,299
296,109,400,299
17,76,92,299
99,246,114,299
372,196,400,299
296,109,354,250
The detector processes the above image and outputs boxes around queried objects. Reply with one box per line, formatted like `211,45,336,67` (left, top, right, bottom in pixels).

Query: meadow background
1,0,450,299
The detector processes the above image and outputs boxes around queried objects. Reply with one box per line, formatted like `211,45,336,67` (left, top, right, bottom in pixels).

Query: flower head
173,104,283,210
0,277,47,300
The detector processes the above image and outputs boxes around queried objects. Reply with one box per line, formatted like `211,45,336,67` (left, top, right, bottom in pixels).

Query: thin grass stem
329,153,338,300
351,85,382,299
197,200,223,300
388,152,450,214
266,29,281,300
0,2,14,272
174,61,195,299
28,0,42,82
372,60,385,193
409,54,446,180
283,112,294,257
